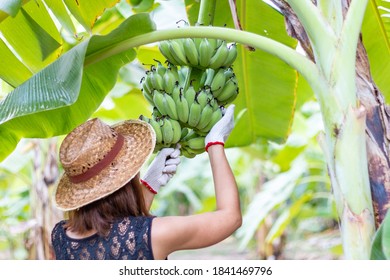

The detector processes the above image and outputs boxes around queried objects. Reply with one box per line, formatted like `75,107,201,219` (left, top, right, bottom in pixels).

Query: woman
51,105,241,260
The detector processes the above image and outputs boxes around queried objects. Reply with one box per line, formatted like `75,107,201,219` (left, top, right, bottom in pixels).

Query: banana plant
1,0,390,259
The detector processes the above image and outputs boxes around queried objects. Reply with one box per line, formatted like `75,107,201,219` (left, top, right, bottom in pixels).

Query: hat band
68,134,125,184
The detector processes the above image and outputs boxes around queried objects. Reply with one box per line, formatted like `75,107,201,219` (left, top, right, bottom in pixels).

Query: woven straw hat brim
54,120,156,211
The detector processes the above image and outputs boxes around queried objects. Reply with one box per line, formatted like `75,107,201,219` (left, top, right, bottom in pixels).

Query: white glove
141,144,181,194
205,105,235,152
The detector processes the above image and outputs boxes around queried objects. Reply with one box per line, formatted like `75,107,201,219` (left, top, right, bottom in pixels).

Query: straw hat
54,118,156,211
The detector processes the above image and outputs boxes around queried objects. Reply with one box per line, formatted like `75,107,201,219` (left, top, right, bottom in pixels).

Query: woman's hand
205,105,235,152
141,144,181,194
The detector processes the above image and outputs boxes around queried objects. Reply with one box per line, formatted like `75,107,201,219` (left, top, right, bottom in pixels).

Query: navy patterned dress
51,216,155,260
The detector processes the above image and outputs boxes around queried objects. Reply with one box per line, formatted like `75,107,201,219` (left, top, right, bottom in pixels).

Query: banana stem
317,0,343,33
197,0,217,26
84,26,322,98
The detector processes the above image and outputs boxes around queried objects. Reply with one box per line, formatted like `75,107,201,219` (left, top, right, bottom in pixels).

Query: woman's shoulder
51,220,67,241
52,220,66,232
110,215,156,234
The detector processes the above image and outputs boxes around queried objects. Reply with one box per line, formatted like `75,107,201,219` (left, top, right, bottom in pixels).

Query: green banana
178,67,188,85
154,60,166,76
140,115,163,144
188,99,202,127
163,93,178,120
180,127,190,140
193,37,202,49
186,136,206,150
183,38,199,66
177,93,190,123
209,95,219,111
216,39,224,49
210,68,226,98
152,106,162,119
169,39,188,65
181,146,197,158
163,68,176,94
208,38,218,50
217,76,239,103
199,70,207,88
199,108,223,133
171,83,181,102
182,129,199,142
153,90,167,116
208,41,229,69
196,103,214,130
198,38,213,68
151,70,164,91
150,118,163,144
144,71,154,92
196,88,212,108
159,40,179,65
181,142,204,157
222,43,238,67
170,118,182,144
142,88,154,106
184,85,196,106
168,63,180,82
220,89,239,105
161,118,174,144
204,68,215,87
224,67,235,80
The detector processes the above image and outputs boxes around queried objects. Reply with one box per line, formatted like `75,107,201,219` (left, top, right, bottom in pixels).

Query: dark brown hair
64,173,150,236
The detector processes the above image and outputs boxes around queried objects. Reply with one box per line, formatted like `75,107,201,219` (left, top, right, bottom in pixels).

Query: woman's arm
208,144,241,217
151,145,241,259
151,105,241,259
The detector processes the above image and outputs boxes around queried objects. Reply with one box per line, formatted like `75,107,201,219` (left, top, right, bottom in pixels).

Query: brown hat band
68,134,125,184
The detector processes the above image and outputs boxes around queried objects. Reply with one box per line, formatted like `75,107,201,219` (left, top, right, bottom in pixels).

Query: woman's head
54,118,156,211
64,172,150,236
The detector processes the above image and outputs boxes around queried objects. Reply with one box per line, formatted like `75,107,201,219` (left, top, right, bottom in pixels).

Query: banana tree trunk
29,139,62,259
272,0,390,258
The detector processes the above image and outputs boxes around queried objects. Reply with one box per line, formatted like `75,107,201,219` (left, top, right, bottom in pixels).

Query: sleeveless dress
51,216,155,260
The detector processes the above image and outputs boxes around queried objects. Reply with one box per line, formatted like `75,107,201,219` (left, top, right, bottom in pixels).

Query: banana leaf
362,0,390,101
370,209,390,259
0,13,156,161
186,0,298,146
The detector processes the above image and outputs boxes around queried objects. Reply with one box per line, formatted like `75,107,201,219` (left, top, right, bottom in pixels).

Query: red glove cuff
205,141,225,152
140,179,158,194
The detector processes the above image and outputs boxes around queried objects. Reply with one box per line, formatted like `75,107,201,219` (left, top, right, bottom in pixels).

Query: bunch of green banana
139,34,239,158
159,38,238,70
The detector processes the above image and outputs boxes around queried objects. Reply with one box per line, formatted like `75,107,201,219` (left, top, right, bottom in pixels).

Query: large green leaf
44,0,76,35
383,206,390,259
0,0,62,80
362,0,390,101
186,0,298,146
0,0,124,88
370,209,390,259
63,0,120,32
370,224,386,259
0,39,32,88
0,13,156,161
